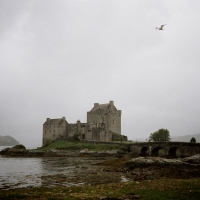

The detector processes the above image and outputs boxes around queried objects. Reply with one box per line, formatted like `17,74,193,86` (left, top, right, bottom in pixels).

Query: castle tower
87,101,121,134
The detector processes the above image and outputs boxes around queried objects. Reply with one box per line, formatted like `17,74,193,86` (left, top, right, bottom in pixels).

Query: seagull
156,24,167,30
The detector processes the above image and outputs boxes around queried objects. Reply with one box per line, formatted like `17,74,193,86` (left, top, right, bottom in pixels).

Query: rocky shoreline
97,155,200,182
1,146,200,199
1,145,200,181
1,146,200,164
0,146,125,157
1,146,200,197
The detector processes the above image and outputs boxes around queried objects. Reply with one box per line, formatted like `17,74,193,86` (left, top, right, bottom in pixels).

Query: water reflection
0,156,43,189
0,154,131,190
0,156,109,189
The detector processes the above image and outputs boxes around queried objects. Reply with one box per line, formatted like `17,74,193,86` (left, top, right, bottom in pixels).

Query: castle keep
43,101,126,145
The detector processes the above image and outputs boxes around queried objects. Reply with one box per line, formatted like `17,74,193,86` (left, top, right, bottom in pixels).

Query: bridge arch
168,146,181,158
140,146,149,156
151,146,164,156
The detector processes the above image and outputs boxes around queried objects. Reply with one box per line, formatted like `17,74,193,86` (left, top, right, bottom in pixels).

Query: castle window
82,134,85,140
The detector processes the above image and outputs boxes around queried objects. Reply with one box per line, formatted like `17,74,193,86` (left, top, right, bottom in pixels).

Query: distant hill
0,135,19,146
171,133,200,143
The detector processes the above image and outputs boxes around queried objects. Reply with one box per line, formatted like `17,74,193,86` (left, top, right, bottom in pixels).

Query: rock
125,157,188,168
47,149,59,153
80,149,96,154
0,147,11,154
181,154,200,164
0,145,27,155
106,150,118,154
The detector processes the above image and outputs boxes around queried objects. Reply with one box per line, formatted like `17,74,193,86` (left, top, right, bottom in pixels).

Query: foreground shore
1,155,200,199
0,178,200,200
1,144,200,199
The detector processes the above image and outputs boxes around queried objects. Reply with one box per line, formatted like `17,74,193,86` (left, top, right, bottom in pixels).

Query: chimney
62,117,65,120
47,118,50,123
110,101,114,110
94,103,99,107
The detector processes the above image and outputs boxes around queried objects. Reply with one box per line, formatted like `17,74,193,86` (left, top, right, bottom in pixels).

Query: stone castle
43,101,127,145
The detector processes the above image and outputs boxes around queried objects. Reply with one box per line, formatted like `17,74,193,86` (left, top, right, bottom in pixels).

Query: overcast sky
1,0,200,147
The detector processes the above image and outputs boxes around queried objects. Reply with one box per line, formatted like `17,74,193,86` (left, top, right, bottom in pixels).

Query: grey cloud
0,0,200,146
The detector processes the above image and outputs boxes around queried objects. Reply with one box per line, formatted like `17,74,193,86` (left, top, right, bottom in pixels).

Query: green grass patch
39,140,126,152
0,179,200,200
12,144,26,150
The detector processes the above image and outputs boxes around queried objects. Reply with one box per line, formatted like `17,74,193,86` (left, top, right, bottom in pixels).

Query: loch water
0,146,129,190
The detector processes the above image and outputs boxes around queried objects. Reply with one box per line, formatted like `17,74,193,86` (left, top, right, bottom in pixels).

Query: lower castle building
42,101,127,145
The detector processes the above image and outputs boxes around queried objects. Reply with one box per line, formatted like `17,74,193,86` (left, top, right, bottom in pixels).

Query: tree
72,133,81,141
190,137,196,143
44,138,52,146
149,129,171,142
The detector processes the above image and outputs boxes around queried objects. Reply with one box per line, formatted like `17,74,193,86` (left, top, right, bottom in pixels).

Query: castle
43,101,127,145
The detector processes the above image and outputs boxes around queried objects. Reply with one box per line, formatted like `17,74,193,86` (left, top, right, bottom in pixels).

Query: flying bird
156,24,167,30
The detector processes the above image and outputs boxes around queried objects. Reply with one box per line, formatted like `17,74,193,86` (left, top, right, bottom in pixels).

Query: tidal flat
0,178,200,199
1,154,200,199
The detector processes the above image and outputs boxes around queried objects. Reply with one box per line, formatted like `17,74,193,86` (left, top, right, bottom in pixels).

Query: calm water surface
0,146,130,190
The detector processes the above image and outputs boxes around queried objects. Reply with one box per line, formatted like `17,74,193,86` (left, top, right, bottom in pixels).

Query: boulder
181,154,200,164
80,149,96,154
105,150,119,154
125,157,188,168
0,144,27,155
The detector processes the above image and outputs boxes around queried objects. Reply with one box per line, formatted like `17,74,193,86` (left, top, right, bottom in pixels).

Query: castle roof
90,102,117,112
43,118,67,125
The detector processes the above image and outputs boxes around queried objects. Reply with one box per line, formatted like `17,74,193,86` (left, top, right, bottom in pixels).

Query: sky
0,0,200,147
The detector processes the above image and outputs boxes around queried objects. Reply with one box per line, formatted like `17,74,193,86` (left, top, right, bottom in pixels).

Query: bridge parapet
129,142,200,157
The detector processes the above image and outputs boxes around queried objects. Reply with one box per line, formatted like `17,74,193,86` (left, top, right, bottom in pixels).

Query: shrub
13,144,26,149
72,133,81,141
190,137,196,143
44,138,52,146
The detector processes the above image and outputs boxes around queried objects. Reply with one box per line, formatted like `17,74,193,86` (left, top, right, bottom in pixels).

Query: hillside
171,133,200,143
0,135,19,146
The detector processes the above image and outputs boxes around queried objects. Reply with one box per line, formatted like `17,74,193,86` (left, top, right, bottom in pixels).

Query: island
0,135,19,146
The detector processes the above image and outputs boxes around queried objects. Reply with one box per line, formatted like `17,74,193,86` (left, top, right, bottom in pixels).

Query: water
0,146,130,190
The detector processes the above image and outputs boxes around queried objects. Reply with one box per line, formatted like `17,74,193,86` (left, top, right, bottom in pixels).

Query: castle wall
43,101,123,145
43,118,68,145
106,110,121,135
87,102,121,135
100,131,112,142
67,121,87,137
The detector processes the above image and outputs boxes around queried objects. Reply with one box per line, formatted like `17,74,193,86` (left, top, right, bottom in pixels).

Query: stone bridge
128,142,200,157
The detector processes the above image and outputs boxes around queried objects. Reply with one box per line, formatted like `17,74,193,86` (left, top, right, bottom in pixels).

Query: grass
0,179,200,199
12,144,26,149
39,140,127,152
